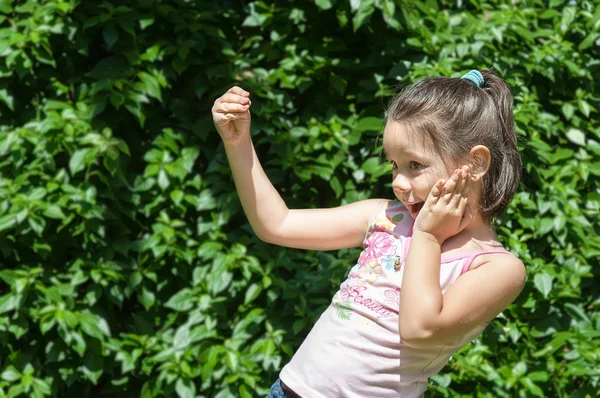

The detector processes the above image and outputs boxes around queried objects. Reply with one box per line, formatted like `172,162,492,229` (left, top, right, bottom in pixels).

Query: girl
211,69,527,398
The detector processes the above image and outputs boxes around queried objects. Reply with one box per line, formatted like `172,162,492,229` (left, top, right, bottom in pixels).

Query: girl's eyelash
410,161,426,171
387,159,426,171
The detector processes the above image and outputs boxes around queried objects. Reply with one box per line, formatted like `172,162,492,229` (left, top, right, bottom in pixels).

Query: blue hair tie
461,70,484,87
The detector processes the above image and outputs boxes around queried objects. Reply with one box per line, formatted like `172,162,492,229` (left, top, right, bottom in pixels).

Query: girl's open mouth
410,202,424,216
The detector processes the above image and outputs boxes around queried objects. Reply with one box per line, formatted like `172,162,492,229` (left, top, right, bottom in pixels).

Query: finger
442,170,459,197
457,192,469,215
451,180,469,208
457,208,473,232
450,169,469,206
429,179,446,204
224,113,245,120
219,93,251,105
227,86,250,97
216,102,250,113
455,178,473,216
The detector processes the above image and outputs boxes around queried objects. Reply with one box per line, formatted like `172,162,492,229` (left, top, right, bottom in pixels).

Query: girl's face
383,122,469,219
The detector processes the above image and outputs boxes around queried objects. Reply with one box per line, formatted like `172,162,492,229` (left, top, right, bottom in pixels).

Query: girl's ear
469,145,491,181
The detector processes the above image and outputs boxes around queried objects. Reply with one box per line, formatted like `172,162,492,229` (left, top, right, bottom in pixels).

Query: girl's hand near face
413,165,473,245
211,86,252,146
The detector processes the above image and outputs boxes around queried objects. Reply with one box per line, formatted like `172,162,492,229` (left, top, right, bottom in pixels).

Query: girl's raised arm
212,86,390,250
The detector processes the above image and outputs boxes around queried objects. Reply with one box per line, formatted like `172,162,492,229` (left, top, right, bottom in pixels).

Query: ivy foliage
0,0,598,397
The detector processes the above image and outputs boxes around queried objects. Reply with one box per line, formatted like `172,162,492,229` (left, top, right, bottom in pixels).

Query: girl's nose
392,174,411,193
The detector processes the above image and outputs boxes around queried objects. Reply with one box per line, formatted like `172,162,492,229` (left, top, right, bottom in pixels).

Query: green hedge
0,0,598,397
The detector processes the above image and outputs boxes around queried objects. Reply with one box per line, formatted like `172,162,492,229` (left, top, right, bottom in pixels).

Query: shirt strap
460,250,516,275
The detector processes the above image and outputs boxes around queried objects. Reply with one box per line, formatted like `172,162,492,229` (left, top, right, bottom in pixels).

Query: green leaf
520,378,544,397
70,331,87,356
32,378,52,395
89,56,130,80
157,169,170,190
28,217,45,235
43,205,66,220
315,0,333,10
0,0,13,14
0,88,14,110
382,0,395,18
173,325,190,349
0,214,17,233
110,92,125,108
355,117,383,133
564,303,591,325
578,100,591,118
116,351,135,374
139,287,156,310
165,289,194,312
15,1,33,13
7,384,24,397
69,148,93,175
225,351,238,371
352,0,375,31
181,147,199,173
561,103,574,120
175,378,196,398
361,157,381,174
79,311,111,339
244,283,262,305
170,189,184,205
565,128,586,146
0,294,19,314
329,73,347,95
579,32,599,51
539,9,559,19
1,366,20,382
242,7,268,28
534,272,553,298
103,23,119,48
330,176,343,197
82,351,104,385
141,379,159,398
528,371,549,382
139,17,154,30
239,385,253,398
292,318,305,335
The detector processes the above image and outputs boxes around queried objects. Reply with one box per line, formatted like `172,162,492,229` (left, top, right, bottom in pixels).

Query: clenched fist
211,86,252,146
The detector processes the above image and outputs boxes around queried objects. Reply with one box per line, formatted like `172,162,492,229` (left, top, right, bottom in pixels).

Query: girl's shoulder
467,247,519,273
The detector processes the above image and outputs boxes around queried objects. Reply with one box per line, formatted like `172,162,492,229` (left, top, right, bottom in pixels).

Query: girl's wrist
223,133,251,149
412,229,444,246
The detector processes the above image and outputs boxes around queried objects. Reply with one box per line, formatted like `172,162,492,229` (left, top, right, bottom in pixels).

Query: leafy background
0,0,598,397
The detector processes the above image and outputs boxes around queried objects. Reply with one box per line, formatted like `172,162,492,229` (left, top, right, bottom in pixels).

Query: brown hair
386,69,522,221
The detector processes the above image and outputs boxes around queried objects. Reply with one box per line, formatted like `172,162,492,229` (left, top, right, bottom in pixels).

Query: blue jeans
266,378,296,398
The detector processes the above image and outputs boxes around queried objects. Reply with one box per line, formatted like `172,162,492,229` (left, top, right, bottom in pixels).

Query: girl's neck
441,212,502,253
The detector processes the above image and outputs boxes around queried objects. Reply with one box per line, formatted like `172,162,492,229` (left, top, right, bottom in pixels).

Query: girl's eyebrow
384,147,425,159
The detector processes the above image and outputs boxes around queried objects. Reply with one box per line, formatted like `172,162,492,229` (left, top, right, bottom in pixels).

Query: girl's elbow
399,325,435,347
255,230,275,243
255,228,283,245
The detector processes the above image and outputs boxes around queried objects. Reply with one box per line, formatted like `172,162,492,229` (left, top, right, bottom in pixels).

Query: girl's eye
389,160,398,170
409,161,425,171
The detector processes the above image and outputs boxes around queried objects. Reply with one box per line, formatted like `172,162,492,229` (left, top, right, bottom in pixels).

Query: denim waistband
266,378,299,398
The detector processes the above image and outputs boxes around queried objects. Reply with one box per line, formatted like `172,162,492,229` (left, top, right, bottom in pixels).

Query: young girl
211,69,527,398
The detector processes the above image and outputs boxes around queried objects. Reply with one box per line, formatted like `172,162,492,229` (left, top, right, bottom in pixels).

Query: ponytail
479,70,522,219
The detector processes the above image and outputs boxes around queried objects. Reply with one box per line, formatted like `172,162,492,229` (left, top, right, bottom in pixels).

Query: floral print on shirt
358,232,395,265
332,204,410,321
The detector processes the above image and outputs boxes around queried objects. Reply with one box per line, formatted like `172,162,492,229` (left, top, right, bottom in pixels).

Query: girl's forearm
224,135,289,241
399,231,444,340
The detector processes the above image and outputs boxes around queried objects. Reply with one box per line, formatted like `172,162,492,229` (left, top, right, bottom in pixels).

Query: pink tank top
280,202,513,398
